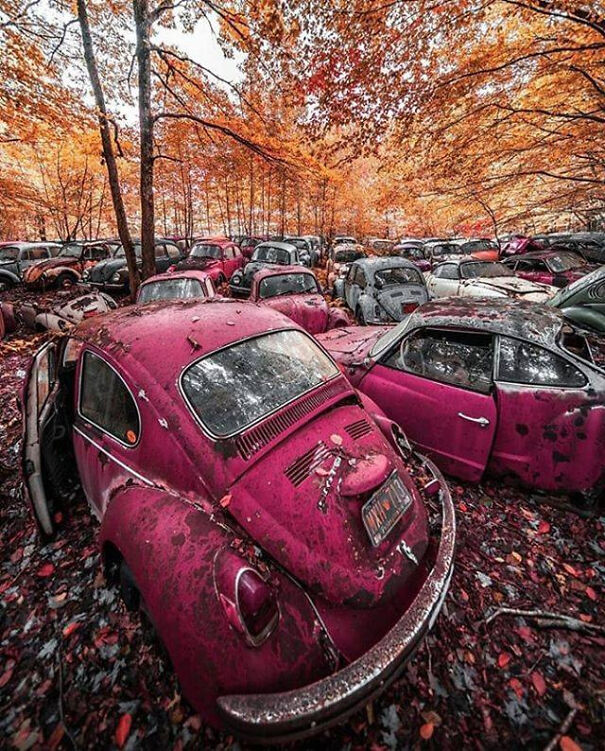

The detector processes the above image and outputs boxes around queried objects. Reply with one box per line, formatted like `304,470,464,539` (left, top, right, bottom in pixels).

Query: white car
426,257,556,302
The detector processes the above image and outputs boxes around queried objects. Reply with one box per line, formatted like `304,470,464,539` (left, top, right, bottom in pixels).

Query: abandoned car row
2,229,604,740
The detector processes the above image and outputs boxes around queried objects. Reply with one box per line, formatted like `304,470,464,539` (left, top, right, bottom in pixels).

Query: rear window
258,273,318,299
181,330,339,437
375,267,423,286
497,337,586,387
79,352,140,444
252,246,290,264
138,278,205,303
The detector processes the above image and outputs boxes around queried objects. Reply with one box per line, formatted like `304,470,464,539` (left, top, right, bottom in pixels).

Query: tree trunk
133,0,155,279
77,0,139,294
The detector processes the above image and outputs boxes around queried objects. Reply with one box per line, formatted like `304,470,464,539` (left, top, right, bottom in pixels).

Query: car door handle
458,412,490,428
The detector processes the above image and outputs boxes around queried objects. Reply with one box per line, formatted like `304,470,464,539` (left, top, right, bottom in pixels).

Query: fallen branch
543,707,578,751
486,608,604,635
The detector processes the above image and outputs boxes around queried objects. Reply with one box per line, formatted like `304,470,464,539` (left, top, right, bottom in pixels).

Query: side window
436,264,458,280
154,244,168,259
384,328,493,393
79,351,140,444
355,268,366,288
31,247,49,260
85,245,107,260
166,243,180,259
497,338,586,388
346,265,356,283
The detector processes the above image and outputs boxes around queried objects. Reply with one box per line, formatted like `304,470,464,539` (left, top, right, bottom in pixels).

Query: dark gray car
0,242,61,290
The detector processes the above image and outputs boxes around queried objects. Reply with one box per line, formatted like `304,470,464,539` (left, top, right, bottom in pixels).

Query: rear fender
100,485,333,727
327,307,350,329
44,266,81,282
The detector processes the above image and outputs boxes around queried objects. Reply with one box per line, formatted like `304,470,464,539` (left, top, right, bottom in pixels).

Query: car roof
405,297,566,349
433,255,497,267
255,241,296,252
253,264,315,281
354,257,420,271
74,299,299,379
191,237,234,247
0,241,60,248
508,249,581,260
140,270,212,285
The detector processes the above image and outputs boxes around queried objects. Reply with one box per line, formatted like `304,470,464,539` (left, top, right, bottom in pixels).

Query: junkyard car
85,239,184,292
17,290,117,332
229,241,303,297
335,258,429,324
454,238,499,261
284,236,313,267
248,265,349,334
548,266,605,334
426,257,555,302
392,243,431,272
239,235,265,260
367,238,395,254
22,299,455,740
503,250,597,288
170,239,244,285
136,270,216,304
326,244,367,291
318,298,604,498
22,241,116,289
0,242,62,290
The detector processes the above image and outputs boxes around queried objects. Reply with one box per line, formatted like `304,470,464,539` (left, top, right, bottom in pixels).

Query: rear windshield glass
181,330,339,437
461,262,509,279
375,267,423,286
191,244,221,259
59,245,82,258
252,246,290,264
138,278,204,303
334,249,364,263
259,273,318,299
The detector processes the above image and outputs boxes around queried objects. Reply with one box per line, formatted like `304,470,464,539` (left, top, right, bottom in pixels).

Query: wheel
0,278,12,292
55,272,75,289
356,307,366,325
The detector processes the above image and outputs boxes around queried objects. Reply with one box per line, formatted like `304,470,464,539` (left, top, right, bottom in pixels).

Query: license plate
362,472,412,547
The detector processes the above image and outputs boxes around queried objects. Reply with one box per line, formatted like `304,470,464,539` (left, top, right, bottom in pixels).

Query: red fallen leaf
419,722,434,740
517,625,532,641
509,677,524,698
219,494,232,508
531,670,547,696
459,589,469,602
54,511,63,523
37,563,55,577
563,563,579,577
459,502,468,512
62,621,80,638
537,520,550,534
579,614,593,623
115,714,132,748
0,667,14,688
47,723,65,751
585,586,597,601
559,736,582,751
497,652,511,668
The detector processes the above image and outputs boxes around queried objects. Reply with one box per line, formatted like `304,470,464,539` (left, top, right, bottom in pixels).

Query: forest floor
0,285,603,751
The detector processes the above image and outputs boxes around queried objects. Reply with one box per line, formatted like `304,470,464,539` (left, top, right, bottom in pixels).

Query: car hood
175,258,220,272
376,284,428,320
260,293,329,334
89,257,127,282
227,402,429,609
317,326,387,368
26,257,77,274
462,276,554,297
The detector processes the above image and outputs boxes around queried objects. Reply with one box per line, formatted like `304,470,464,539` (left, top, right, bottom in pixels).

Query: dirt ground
0,285,603,750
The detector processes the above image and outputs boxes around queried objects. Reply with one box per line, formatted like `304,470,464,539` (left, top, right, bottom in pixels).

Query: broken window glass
138,278,204,303
182,330,339,437
497,337,586,387
258,273,319,299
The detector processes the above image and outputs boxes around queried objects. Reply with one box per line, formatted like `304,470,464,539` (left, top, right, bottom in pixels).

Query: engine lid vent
345,418,372,440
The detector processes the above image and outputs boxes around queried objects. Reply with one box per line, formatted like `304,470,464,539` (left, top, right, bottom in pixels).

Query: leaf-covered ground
0,286,603,750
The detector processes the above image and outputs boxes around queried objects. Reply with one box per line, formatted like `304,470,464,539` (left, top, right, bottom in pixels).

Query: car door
360,327,497,481
488,336,604,492
344,265,360,311
154,243,171,272
427,263,460,298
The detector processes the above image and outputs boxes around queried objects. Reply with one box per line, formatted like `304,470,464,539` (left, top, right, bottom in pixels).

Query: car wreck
503,250,597,288
426,257,555,302
170,238,244,285
0,242,62,290
229,241,304,297
22,299,455,741
318,297,604,500
22,241,117,289
136,270,216,304
335,257,429,324
548,266,605,334
17,289,117,331
248,265,349,334
326,244,367,291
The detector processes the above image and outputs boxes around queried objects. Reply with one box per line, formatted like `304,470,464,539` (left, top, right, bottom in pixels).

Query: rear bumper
217,456,456,743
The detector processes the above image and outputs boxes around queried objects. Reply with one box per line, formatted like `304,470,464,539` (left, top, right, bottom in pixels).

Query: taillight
402,301,419,314
167,264,176,272
236,569,279,644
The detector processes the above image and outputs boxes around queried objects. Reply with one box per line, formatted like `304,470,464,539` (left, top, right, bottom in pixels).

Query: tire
55,272,76,289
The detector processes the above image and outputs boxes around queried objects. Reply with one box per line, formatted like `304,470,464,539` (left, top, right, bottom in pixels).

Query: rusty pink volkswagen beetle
22,299,455,741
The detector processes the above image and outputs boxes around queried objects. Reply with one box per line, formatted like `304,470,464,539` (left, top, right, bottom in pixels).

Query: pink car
22,299,454,741
249,265,350,334
136,269,216,304
318,297,605,500
171,238,244,285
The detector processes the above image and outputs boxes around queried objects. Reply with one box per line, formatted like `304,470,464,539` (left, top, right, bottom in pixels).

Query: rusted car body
239,235,266,260
0,242,62,289
426,257,556,302
503,250,597,288
136,270,216,304
248,265,349,333
171,239,244,285
22,300,454,741
23,241,118,289
229,241,303,297
454,238,499,261
18,290,117,332
318,298,604,498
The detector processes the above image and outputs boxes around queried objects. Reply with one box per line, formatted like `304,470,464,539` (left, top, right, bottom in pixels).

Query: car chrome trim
73,425,153,486
457,412,490,427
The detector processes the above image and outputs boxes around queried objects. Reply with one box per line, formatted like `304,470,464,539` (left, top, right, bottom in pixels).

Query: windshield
190,244,221,259
430,243,459,256
334,249,364,263
138,278,204,304
59,244,82,258
286,238,309,251
461,262,510,279
259,273,319,299
547,252,585,272
375,267,423,286
252,246,290,264
461,240,496,251
181,330,339,437
0,246,19,261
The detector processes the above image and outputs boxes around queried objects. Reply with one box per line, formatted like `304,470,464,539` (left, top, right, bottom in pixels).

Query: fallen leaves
497,652,511,669
115,714,132,748
36,563,54,577
419,722,434,740
560,736,582,751
531,671,547,697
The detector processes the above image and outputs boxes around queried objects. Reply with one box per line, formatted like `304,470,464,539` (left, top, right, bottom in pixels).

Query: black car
229,241,302,297
85,240,183,292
